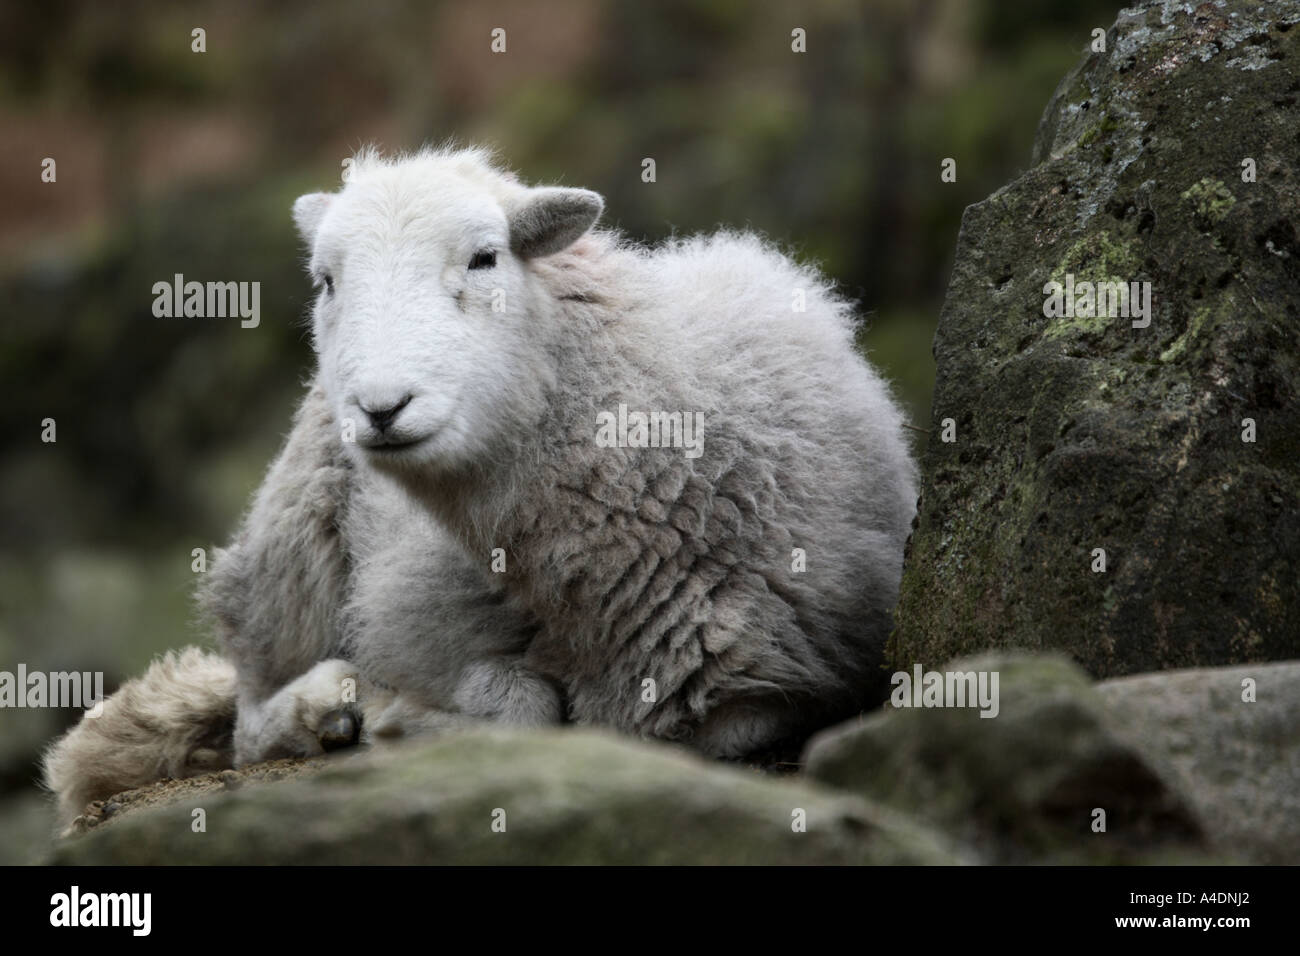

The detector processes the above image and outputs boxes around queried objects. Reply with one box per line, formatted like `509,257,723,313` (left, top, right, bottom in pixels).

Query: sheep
43,146,917,824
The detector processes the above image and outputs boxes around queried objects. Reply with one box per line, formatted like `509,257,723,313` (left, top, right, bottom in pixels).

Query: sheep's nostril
361,395,412,433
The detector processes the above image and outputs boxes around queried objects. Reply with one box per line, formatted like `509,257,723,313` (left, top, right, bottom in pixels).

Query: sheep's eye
319,273,334,295
468,249,497,270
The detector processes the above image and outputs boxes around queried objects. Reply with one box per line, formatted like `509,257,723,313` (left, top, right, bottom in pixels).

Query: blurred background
0,0,1120,859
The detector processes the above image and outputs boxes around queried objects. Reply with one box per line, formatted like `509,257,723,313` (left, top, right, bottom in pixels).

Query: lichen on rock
892,0,1300,676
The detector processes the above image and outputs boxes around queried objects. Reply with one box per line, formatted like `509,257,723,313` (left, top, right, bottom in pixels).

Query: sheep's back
514,232,917,747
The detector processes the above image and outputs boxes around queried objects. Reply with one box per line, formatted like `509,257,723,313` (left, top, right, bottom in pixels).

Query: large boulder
1097,660,1300,864
48,727,964,865
892,0,1300,674
803,653,1210,864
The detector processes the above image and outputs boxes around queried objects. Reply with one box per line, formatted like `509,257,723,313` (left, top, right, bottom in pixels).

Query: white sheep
44,146,917,824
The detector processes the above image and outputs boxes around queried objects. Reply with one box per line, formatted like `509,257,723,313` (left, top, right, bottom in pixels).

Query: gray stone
803,653,1211,863
891,0,1300,675
1097,660,1300,864
49,727,965,865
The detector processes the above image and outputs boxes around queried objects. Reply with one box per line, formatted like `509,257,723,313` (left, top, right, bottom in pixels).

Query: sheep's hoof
318,708,361,752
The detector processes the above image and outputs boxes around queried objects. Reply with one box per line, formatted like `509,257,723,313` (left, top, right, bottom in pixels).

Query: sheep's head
293,148,603,475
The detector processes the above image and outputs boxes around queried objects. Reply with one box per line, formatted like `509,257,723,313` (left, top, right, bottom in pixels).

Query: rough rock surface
1096,661,1300,864
803,653,1211,863
48,728,965,865
51,655,1300,865
60,758,319,838
891,0,1300,675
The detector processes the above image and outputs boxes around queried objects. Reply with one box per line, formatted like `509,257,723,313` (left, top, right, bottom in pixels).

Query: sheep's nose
361,395,411,433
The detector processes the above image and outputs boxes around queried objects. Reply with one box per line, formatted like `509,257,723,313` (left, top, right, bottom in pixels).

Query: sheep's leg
233,658,369,764
451,656,564,725
361,656,564,743
236,654,563,761
360,695,482,741
200,382,362,764
689,696,800,759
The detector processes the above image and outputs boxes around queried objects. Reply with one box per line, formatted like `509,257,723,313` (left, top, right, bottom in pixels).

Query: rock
48,727,965,865
803,653,1211,863
58,757,319,838
1096,660,1300,864
892,0,1300,675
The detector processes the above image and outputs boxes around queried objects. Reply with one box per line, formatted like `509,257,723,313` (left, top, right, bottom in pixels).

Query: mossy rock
892,0,1300,674
48,727,965,865
803,653,1211,864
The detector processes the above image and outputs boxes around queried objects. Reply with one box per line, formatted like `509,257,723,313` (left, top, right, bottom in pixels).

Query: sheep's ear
293,193,333,245
508,187,603,259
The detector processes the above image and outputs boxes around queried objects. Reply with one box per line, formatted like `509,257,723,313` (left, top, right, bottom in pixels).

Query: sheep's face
293,152,602,475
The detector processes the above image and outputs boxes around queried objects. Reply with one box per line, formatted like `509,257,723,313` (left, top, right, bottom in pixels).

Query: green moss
1052,229,1141,280
1046,308,1116,337
1041,230,1142,339
1180,178,1237,223
1159,302,1217,363
1077,112,1119,148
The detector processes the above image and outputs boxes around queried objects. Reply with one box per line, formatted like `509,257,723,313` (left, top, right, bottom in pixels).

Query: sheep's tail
41,647,238,830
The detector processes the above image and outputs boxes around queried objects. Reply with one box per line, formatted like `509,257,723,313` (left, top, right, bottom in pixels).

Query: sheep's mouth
363,436,427,453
